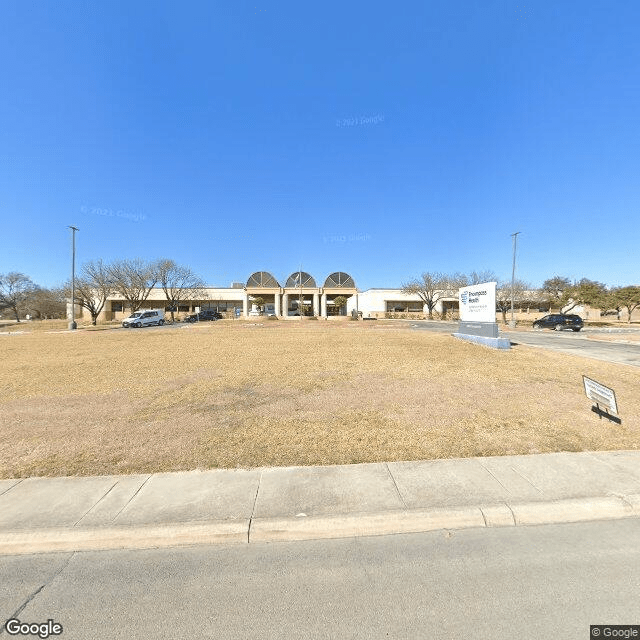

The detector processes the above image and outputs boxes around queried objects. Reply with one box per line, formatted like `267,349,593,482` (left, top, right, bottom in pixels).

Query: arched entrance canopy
324,272,356,288
246,271,280,288
285,272,317,288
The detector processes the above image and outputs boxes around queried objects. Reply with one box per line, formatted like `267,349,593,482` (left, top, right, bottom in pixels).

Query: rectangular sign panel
583,376,618,414
458,281,497,323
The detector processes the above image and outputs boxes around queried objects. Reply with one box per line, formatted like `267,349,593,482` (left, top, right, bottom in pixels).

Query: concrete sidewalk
1,450,640,555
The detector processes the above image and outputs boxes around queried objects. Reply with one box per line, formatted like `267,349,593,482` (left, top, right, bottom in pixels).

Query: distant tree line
541,276,640,323
0,273,66,321
0,259,207,324
3,264,639,325
401,271,640,323
401,271,531,322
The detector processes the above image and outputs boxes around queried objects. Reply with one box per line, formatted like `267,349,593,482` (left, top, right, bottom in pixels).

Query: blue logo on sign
461,292,468,304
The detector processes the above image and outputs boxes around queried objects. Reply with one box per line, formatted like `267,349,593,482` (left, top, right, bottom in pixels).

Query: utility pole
68,226,79,330
510,231,520,328
298,266,303,319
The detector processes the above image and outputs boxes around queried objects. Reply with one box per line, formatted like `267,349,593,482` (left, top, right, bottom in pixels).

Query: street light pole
69,226,79,330
510,231,520,328
298,265,303,320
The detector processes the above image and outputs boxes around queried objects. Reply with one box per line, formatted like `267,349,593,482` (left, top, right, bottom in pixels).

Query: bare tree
0,272,37,321
496,279,530,324
108,259,159,314
466,270,497,286
156,259,208,322
401,272,465,320
610,286,640,324
25,286,67,319
66,260,114,325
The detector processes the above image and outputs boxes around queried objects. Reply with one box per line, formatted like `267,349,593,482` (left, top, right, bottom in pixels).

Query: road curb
250,495,640,543
249,507,485,543
510,495,639,526
2,496,639,555
0,520,249,555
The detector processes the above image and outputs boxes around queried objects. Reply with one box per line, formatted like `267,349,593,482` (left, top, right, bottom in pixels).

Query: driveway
408,320,640,368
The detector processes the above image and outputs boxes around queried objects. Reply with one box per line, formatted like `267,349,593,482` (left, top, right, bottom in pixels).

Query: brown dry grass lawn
1,320,639,478
0,319,121,333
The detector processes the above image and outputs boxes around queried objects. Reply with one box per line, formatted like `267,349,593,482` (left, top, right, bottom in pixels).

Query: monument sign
459,282,497,324
453,281,510,349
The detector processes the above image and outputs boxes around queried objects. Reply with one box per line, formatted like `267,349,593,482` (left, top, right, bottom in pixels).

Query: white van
122,309,165,328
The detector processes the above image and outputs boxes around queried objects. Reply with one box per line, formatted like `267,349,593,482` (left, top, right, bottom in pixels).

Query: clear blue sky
1,1,638,290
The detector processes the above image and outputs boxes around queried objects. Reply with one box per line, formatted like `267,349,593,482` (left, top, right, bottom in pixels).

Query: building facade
97,270,461,322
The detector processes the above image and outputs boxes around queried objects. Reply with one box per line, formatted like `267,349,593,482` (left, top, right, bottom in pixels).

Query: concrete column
313,293,319,316
243,294,249,318
282,293,289,317
321,293,327,318
274,293,281,317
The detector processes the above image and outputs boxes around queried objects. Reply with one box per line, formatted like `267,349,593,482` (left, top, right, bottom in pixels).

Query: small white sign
459,281,497,323
583,376,618,414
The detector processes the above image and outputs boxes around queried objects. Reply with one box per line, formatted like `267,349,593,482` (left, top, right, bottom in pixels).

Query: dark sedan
184,310,223,323
532,314,584,331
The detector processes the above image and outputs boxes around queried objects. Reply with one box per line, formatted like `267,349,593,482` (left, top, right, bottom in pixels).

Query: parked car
122,310,165,328
532,314,583,332
184,310,223,323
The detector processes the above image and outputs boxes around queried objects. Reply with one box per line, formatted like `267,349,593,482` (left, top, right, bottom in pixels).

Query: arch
246,271,280,288
324,272,355,288
285,272,317,288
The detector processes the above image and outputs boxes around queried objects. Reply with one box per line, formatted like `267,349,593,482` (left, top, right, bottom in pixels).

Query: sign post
583,376,621,424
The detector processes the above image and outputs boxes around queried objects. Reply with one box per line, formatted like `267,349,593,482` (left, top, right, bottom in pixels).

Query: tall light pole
68,226,79,330
298,265,303,320
510,231,520,328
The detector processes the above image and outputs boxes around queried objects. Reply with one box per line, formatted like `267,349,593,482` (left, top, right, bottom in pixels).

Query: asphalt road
409,320,640,367
2,519,639,639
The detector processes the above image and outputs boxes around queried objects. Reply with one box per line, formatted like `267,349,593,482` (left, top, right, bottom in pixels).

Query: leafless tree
465,270,497,286
156,259,208,322
496,279,530,324
65,260,114,325
108,259,159,314
25,286,67,319
401,272,466,320
0,272,37,321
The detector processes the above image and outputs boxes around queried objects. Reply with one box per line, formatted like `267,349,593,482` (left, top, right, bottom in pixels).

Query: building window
111,302,124,312
386,301,423,313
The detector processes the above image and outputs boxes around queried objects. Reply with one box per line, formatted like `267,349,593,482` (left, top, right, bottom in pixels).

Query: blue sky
1,1,638,290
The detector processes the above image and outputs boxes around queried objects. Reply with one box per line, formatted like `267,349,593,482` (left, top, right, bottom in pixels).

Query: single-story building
93,271,459,321
81,271,595,323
